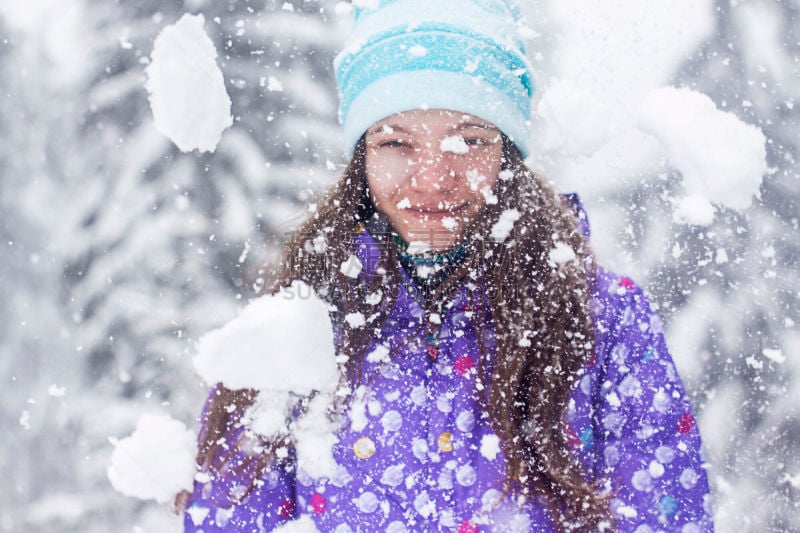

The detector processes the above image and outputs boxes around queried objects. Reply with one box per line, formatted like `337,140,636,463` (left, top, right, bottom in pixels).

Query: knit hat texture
334,0,535,157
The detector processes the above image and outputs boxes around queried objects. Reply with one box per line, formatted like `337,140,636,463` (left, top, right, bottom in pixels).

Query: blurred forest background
0,0,797,531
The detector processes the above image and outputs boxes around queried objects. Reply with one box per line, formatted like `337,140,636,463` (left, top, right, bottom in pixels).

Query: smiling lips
403,204,468,216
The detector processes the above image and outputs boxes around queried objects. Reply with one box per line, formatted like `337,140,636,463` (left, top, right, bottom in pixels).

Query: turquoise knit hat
334,0,535,158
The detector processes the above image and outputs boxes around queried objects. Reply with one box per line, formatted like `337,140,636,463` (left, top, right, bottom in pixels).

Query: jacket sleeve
589,273,714,532
183,388,298,532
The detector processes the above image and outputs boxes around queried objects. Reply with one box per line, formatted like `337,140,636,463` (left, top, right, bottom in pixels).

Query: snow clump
193,280,337,394
638,86,767,221
193,280,343,482
345,312,366,328
549,242,577,265
440,135,469,154
491,209,520,242
294,394,340,479
107,414,196,503
366,344,391,364
243,390,293,439
480,433,501,461
340,254,363,279
145,14,233,153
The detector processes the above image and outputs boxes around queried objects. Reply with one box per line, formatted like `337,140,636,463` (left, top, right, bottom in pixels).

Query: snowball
491,209,520,242
340,255,363,279
537,79,612,156
271,515,321,533
145,14,232,153
193,280,337,394
107,414,195,503
549,242,577,265
294,394,340,479
440,135,469,154
480,434,501,461
673,194,716,226
638,86,767,210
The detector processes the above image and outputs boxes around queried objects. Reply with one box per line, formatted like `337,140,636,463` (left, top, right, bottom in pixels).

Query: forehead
368,108,497,133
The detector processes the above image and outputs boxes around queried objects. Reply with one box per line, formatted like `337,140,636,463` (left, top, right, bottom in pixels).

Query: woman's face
365,108,504,251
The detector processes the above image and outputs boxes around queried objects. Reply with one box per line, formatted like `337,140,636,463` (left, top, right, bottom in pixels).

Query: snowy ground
0,0,797,531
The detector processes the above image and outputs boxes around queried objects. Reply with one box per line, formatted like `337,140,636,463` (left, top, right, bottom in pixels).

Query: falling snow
0,1,797,531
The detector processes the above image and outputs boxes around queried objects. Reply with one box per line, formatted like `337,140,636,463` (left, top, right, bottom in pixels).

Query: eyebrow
366,124,410,135
454,122,499,132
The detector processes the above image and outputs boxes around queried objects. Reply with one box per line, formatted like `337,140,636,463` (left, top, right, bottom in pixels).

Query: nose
410,146,458,195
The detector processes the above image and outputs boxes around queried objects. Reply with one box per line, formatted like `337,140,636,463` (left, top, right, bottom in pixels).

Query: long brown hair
188,137,614,530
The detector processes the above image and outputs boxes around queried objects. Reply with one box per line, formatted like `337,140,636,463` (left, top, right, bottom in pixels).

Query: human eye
463,137,488,147
378,139,411,149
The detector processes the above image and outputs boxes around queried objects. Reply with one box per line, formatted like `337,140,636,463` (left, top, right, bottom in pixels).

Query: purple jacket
184,198,714,532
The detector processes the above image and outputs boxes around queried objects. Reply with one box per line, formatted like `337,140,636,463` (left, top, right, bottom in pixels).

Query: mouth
405,204,468,218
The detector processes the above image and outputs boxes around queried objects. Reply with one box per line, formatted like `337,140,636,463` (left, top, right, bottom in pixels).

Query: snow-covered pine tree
1,1,344,530
658,2,800,530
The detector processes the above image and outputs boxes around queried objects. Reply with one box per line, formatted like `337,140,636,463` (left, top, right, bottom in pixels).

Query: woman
182,1,713,531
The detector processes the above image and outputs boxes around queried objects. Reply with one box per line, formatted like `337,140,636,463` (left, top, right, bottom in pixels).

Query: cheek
464,161,502,195
366,156,408,203
477,148,503,190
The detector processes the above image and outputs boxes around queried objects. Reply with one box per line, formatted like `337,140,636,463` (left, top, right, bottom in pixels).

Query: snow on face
107,413,196,503
193,280,337,394
145,14,232,153
365,109,503,251
440,135,469,154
